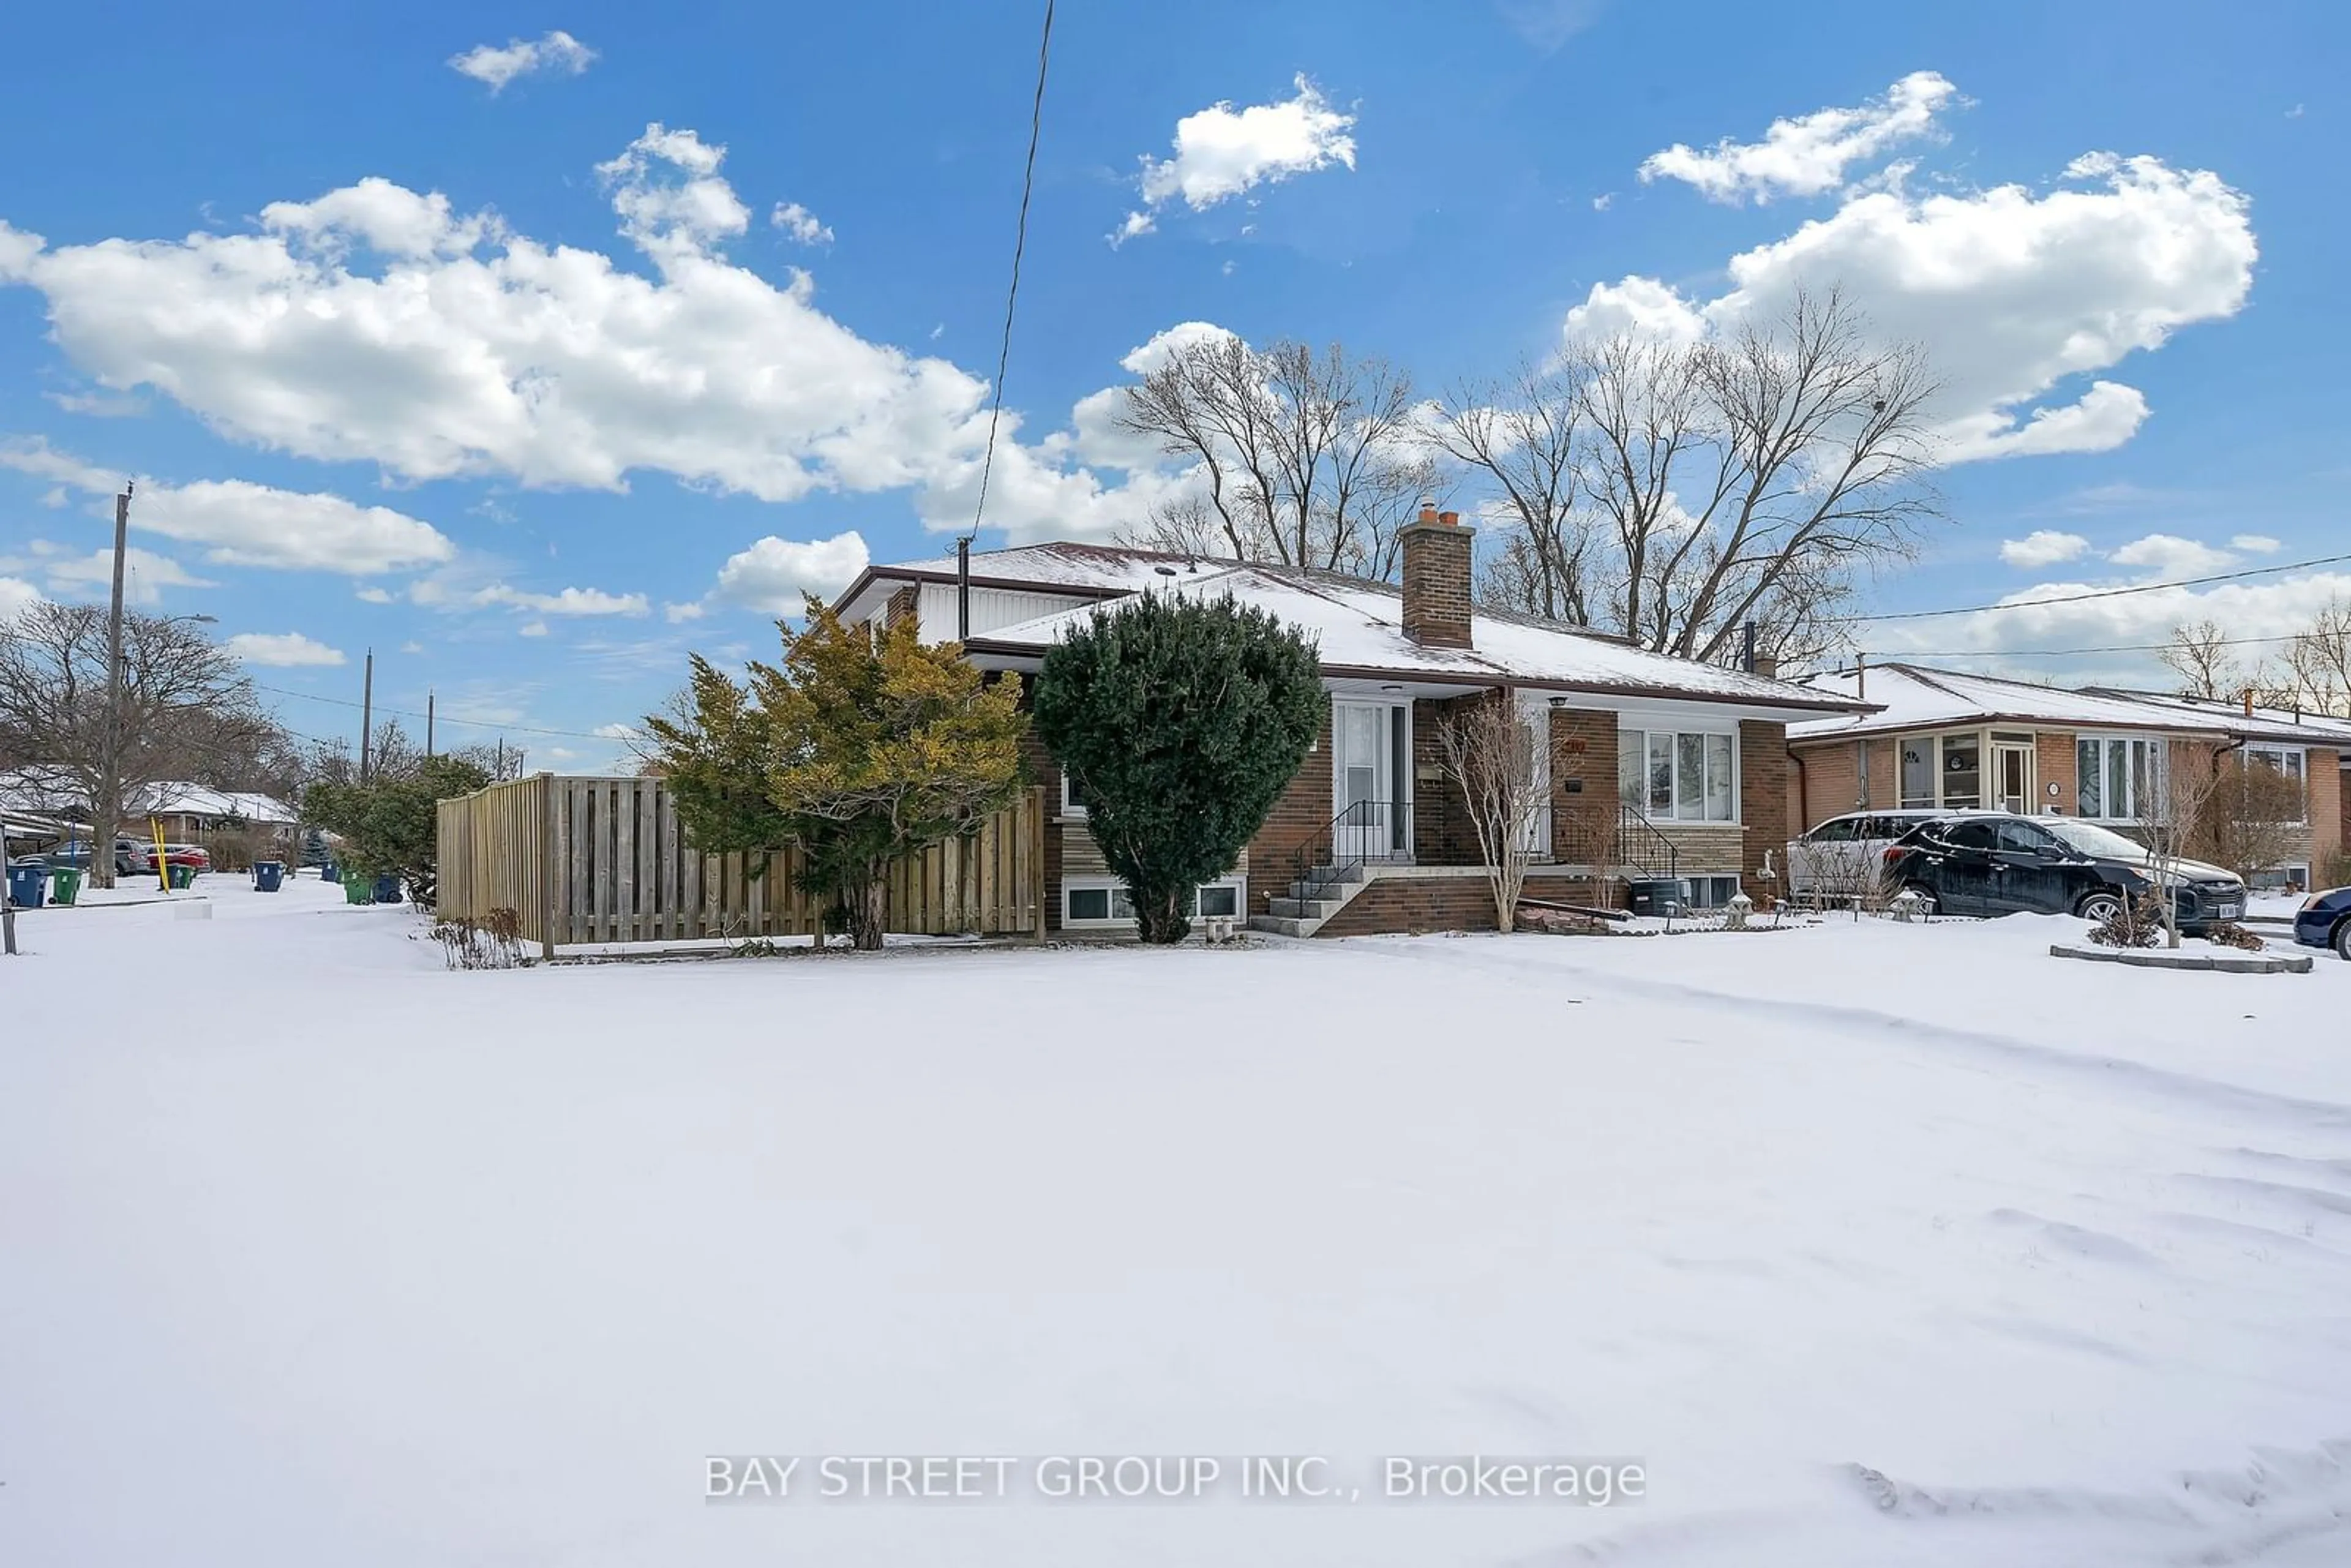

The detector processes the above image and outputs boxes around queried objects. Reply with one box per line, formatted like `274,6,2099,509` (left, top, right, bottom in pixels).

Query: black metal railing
1288,800,1419,894
1553,803,1681,882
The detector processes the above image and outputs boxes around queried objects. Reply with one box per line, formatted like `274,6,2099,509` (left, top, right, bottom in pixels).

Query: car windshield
2042,819,2153,861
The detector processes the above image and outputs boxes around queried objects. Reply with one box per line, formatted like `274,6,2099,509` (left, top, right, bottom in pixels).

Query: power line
246,681,631,744
1886,631,2314,660
1840,549,2351,625
962,0,1057,545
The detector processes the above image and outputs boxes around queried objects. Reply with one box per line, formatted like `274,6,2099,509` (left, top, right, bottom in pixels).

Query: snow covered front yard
5,880,2351,1566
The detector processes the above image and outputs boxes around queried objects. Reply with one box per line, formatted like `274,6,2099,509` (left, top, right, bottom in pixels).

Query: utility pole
426,690,435,758
359,649,373,781
94,482,133,888
495,737,505,779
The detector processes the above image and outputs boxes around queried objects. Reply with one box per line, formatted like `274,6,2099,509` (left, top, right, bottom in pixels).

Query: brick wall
2036,730,2077,816
1313,869,1604,937
1400,515,1475,649
1790,741,1854,829
1548,707,1619,861
1739,720,1790,891
885,583,919,633
2310,748,2343,874
1243,705,1335,918
1411,693,1487,866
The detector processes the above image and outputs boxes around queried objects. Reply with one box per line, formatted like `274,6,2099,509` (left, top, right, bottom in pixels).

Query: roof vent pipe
957,536,971,642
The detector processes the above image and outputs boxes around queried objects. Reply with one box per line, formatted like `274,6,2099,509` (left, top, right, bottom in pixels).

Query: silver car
1784,809,1951,898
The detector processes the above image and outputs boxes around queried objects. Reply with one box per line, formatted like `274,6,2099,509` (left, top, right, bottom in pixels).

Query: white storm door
1333,702,1393,860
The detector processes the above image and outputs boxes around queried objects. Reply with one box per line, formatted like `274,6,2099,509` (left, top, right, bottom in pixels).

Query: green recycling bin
343,874,374,905
50,866,81,906
168,864,196,890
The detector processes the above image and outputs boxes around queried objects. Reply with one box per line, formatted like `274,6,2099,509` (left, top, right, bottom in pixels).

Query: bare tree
2158,620,2248,702
1427,359,1595,622
1537,288,1939,666
1119,336,1433,577
2194,753,2310,890
0,601,272,887
2277,597,2351,718
2136,741,2213,949
1433,696,1548,932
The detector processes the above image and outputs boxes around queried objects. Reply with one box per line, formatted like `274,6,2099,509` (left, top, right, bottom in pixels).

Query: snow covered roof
128,782,298,823
841,542,1200,608
2080,688,2351,747
1789,664,2351,747
960,561,1864,714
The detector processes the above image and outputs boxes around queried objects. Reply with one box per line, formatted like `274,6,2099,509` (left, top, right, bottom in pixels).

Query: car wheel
1903,882,1940,915
2336,918,2351,962
2077,890,2125,924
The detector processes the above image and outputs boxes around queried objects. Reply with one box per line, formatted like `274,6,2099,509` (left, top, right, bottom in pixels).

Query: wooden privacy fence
437,775,1046,953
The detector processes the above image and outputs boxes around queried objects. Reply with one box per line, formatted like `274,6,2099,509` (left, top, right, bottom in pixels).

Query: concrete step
1268,895,1344,920
1288,880,1351,904
1247,914,1318,938
1305,863,1367,884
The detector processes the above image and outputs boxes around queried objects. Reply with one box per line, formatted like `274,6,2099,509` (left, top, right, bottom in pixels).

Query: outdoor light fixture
1379,684,1404,694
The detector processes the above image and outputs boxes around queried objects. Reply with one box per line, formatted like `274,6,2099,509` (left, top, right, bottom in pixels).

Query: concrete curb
2049,943,2314,974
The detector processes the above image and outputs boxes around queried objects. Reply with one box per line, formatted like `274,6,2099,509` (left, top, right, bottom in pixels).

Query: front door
1333,702,1396,860
1992,743,2034,815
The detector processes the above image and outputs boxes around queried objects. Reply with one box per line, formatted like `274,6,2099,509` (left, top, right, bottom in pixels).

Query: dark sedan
2296,887,2351,959
1881,813,2247,932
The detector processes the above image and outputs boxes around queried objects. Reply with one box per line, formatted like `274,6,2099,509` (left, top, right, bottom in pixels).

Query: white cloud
771,202,834,247
1999,530,2091,569
2231,533,2284,553
225,631,345,667
1591,192,1615,212
356,586,394,603
45,546,213,606
663,601,705,623
1117,75,1355,242
447,30,596,92
592,722,640,741
0,438,455,574
1567,151,2255,464
518,620,549,638
0,127,1164,543
473,583,650,617
710,530,871,613
1872,570,2351,689
2107,533,2238,579
0,576,43,621
1639,71,1959,204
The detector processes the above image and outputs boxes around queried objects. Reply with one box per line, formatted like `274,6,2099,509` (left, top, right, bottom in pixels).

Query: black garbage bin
1625,877,1688,917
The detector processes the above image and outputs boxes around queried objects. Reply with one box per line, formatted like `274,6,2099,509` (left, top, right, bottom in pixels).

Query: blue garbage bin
321,861,341,884
7,861,47,908
372,874,402,905
253,860,286,893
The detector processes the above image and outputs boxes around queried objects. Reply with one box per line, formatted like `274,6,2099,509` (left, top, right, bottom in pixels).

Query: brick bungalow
1787,662,2350,891
832,510,1868,936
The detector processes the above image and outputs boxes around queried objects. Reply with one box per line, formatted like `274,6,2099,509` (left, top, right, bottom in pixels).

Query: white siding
915,583,1101,640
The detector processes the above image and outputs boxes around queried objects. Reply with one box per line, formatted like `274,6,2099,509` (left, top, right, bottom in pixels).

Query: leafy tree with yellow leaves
644,599,1026,948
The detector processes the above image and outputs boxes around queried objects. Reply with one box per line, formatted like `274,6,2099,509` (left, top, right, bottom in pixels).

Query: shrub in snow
304,753,492,910
1033,591,1321,943
2086,889,2164,949
642,598,1026,950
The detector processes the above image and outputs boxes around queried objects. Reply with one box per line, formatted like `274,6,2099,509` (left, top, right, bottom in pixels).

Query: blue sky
1,0,2344,766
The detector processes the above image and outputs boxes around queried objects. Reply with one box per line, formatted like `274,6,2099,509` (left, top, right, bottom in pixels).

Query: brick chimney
1401,503,1474,649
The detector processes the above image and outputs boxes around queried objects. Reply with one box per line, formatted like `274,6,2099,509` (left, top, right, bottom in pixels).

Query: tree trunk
1134,883,1191,945
848,874,888,951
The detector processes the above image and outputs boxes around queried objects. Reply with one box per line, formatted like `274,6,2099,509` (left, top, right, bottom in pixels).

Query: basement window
1063,879,1245,928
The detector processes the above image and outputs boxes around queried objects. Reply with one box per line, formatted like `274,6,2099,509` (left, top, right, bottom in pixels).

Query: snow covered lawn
5,882,2350,1566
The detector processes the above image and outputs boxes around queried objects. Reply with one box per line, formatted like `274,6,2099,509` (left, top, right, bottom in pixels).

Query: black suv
1881,813,2247,931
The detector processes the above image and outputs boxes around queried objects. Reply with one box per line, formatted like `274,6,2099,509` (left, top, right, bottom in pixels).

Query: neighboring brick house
1787,663,2351,891
831,511,1867,936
